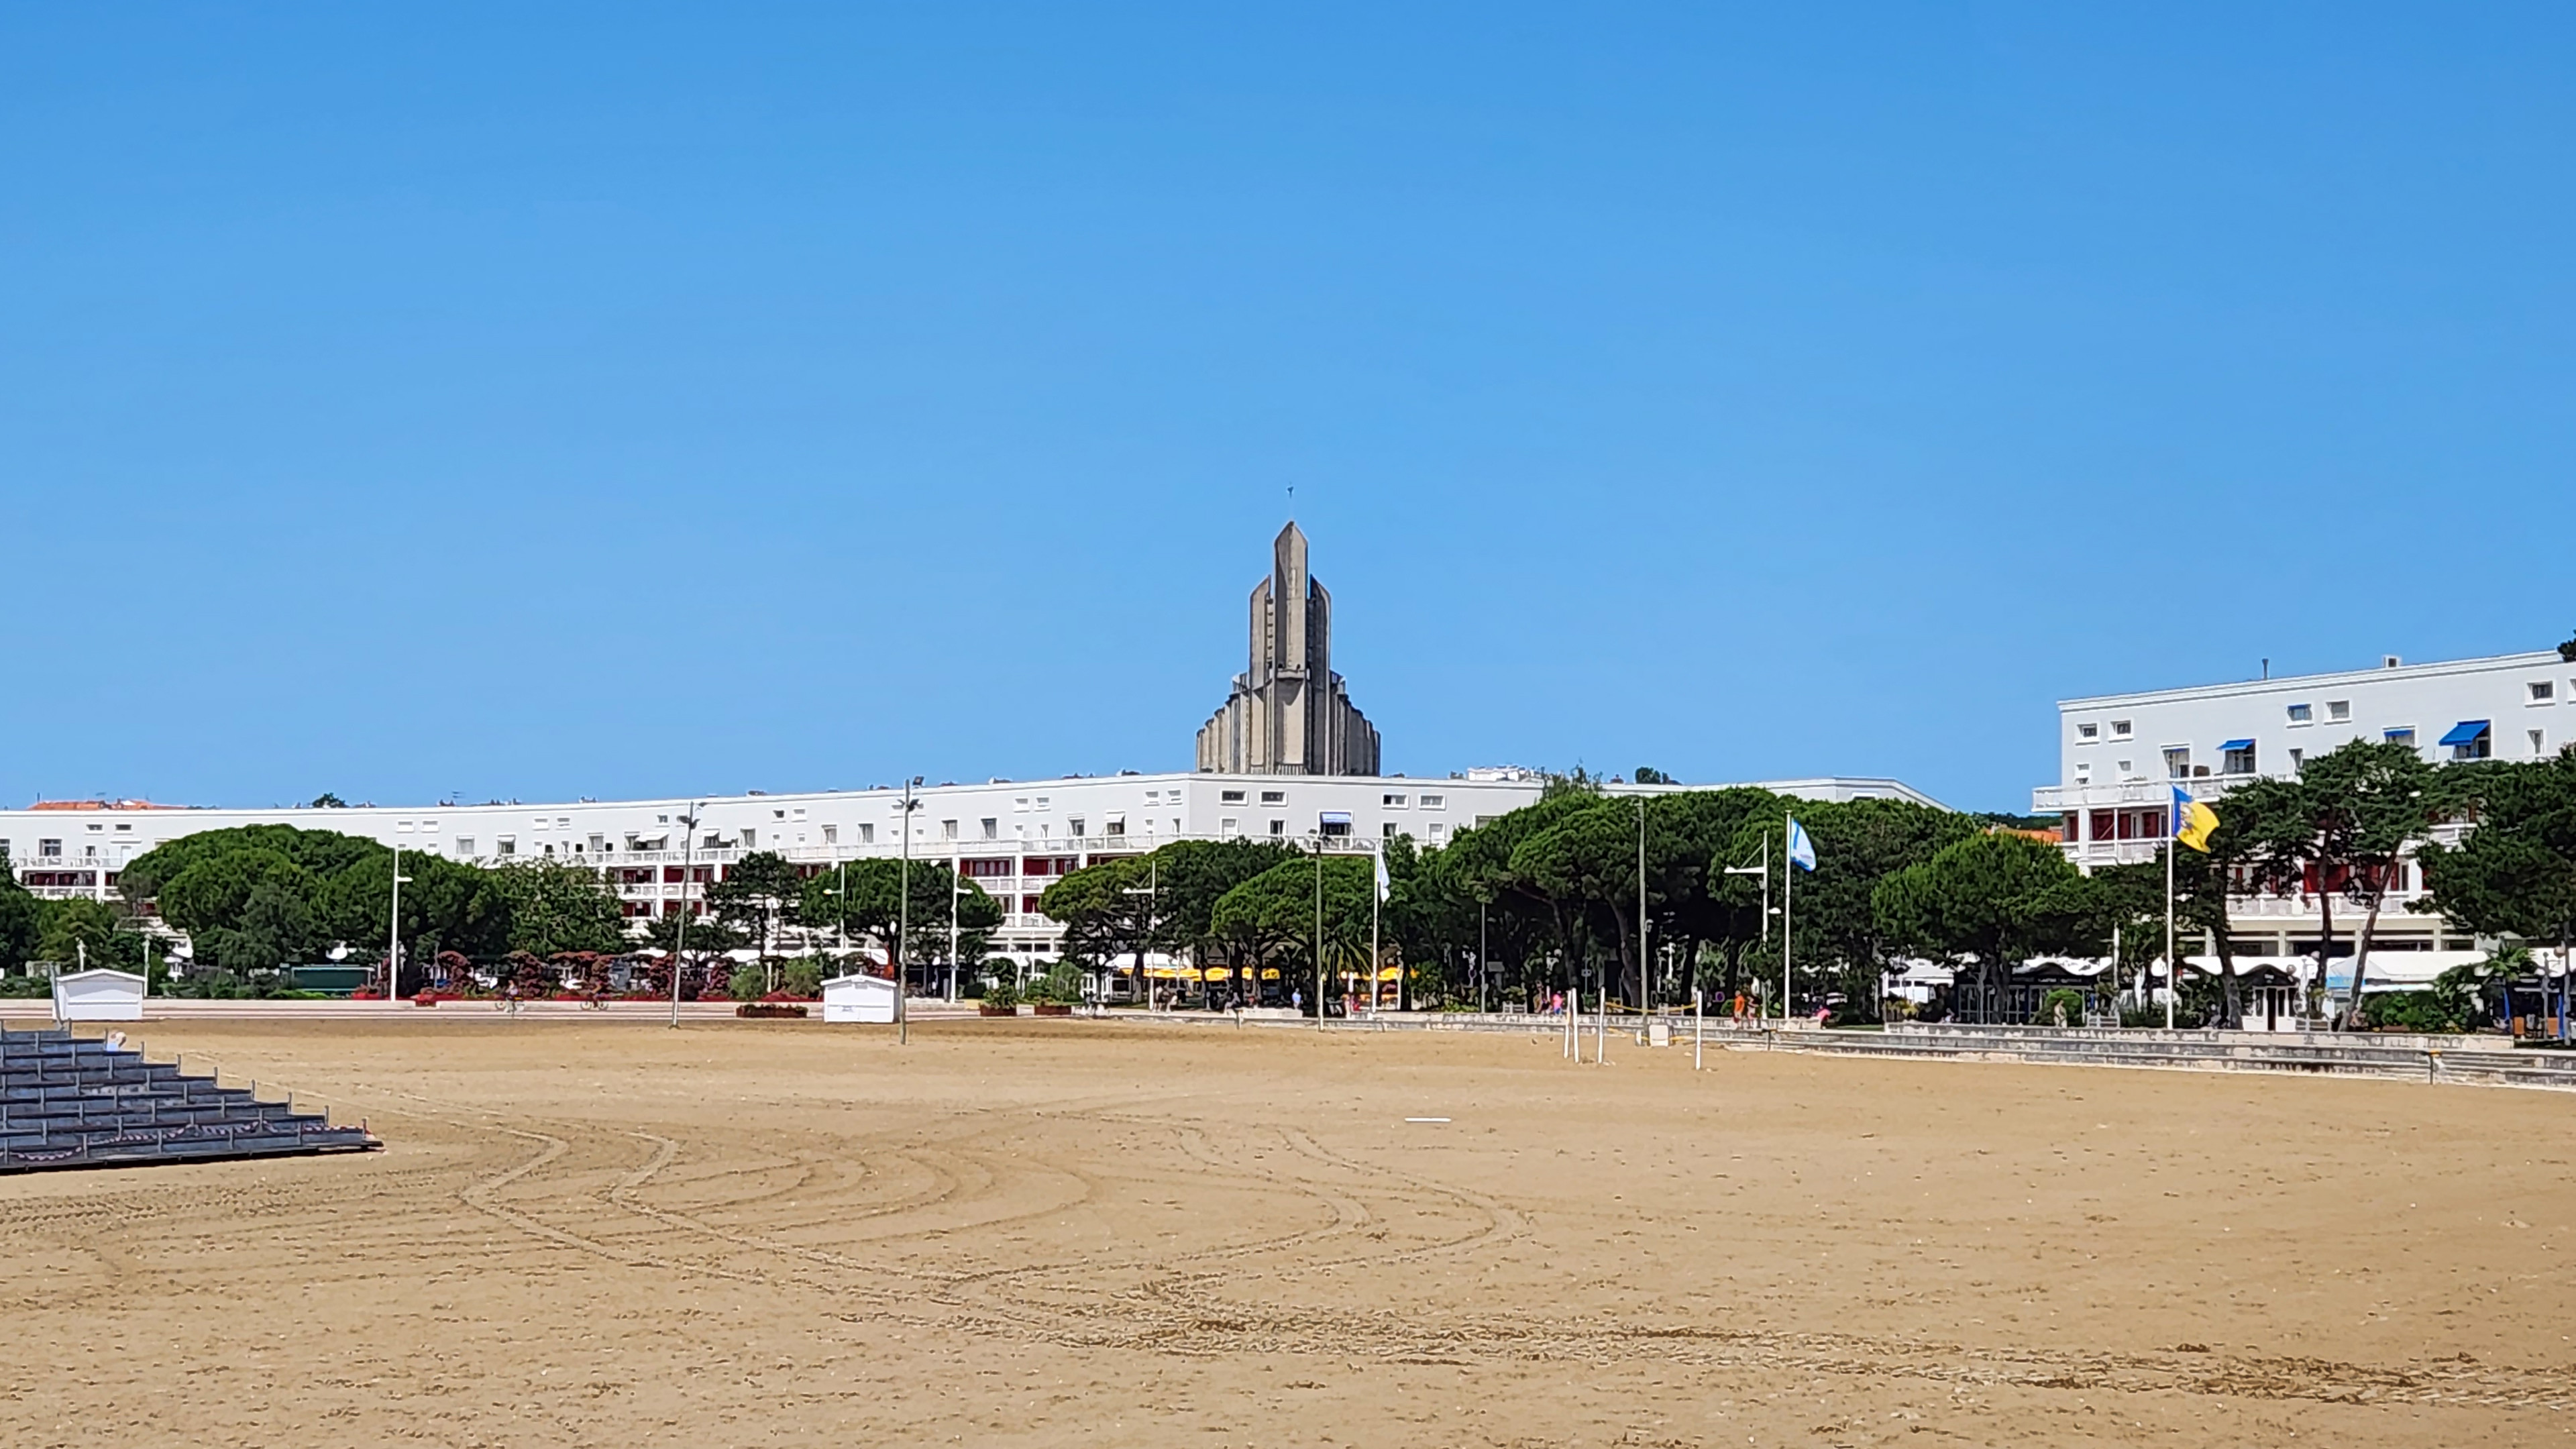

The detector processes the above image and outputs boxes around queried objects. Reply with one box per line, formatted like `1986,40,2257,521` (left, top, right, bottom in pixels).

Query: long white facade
2035,647,2573,958
3,771,1942,963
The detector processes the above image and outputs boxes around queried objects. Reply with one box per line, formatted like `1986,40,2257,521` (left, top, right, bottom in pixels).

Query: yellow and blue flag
2171,785,2218,853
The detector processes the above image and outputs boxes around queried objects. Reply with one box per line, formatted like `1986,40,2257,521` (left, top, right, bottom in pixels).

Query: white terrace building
2035,649,2573,1011
3,771,1939,968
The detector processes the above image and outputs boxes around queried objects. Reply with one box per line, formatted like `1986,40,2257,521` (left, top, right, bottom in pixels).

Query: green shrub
981,972,1019,1009
777,960,824,999
2033,987,2086,1027
2360,989,2470,1034
727,964,764,1003
1031,962,1084,1006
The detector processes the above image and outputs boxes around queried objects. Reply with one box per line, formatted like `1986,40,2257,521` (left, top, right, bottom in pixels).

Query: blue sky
6,5,2572,814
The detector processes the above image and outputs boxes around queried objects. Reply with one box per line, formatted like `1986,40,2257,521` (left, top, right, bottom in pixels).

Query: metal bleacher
0,1026,380,1174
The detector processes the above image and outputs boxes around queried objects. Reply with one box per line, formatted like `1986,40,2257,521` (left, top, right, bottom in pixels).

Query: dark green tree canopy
2419,750,2576,943
1873,830,2102,973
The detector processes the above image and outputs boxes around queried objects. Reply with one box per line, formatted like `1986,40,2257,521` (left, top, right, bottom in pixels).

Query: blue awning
1318,811,1352,825
2438,720,2490,747
2219,739,2254,752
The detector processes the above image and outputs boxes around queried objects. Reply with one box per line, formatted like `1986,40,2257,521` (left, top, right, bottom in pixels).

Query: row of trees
13,739,2569,1021
0,823,1014,996
2089,741,2576,1028
654,851,1004,990
1030,742,2576,1028
1027,785,2088,1016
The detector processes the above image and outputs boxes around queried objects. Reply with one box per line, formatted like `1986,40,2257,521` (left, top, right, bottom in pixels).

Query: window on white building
2327,700,2351,721
2532,729,2546,756
455,837,474,855
1220,818,1240,838
2385,727,2416,747
1067,817,1084,837
1220,789,1246,804
2110,719,2133,738
497,837,516,856
2163,747,2190,779
2531,681,2557,704
941,819,958,841
2115,759,2133,779
1382,793,1407,808
1428,822,1448,843
1269,820,1286,837
981,818,998,839
1419,794,1444,809
822,824,837,845
2074,763,2092,785
2286,704,2312,724
859,824,875,844
1260,790,1285,804
2288,748,2304,773
2076,722,2099,741
2222,741,2257,775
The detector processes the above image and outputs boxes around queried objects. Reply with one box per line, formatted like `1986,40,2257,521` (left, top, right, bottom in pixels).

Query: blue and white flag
1373,849,1392,902
1786,816,1817,873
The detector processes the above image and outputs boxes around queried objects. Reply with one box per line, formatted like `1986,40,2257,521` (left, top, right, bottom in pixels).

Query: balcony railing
2035,773,2257,814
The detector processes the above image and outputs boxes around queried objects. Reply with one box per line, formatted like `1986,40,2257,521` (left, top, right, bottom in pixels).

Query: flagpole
1371,839,1382,1016
2163,825,2178,1031
1781,814,1793,1024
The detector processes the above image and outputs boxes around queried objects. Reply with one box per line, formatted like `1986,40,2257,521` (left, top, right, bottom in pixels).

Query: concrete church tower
1195,522,1381,775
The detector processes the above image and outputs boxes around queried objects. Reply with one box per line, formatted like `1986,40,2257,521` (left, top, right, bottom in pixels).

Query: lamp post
897,777,922,1044
1723,837,1770,1018
669,802,700,1028
1313,838,1326,1030
1122,858,1159,1010
386,843,413,1002
949,849,963,1005
1635,798,1648,1016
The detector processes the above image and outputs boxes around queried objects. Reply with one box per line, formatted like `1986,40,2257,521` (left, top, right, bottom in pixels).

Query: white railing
2035,775,2258,813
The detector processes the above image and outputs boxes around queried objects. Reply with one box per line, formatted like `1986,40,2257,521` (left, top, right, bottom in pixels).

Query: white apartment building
3,770,1940,966
2035,649,2571,1008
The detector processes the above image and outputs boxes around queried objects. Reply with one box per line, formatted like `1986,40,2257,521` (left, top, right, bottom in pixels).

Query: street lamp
1121,858,1159,1011
669,802,700,1028
387,843,413,1002
1722,835,1772,1018
948,853,961,1004
1635,798,1648,1016
896,777,922,1044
